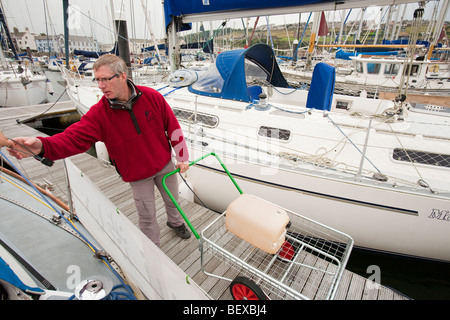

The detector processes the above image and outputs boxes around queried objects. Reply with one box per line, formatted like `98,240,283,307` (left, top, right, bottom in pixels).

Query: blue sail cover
188,43,289,102
335,49,401,60
306,62,335,111
142,42,214,54
164,0,330,30
73,43,119,58
382,39,443,48
163,0,414,30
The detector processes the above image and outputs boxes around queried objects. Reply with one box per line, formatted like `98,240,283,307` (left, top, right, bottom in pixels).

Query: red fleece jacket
38,85,189,182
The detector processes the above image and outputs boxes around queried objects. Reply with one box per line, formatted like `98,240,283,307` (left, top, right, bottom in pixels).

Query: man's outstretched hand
0,131,13,148
6,136,43,159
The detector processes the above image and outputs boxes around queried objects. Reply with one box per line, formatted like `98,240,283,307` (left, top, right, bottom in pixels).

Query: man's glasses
92,73,119,84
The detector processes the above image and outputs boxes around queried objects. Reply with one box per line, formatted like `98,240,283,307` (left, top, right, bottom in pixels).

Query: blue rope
246,102,310,115
294,12,312,61
0,150,137,299
162,87,183,96
266,17,274,49
156,85,169,91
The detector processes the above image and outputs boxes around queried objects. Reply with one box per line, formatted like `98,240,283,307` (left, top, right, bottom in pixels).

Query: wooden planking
0,101,77,122
0,103,409,300
379,92,450,108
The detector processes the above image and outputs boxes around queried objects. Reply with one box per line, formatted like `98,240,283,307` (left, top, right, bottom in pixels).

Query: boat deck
0,102,409,300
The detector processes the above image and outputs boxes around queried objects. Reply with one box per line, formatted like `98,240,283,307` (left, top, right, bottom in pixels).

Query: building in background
12,27,37,51
11,28,98,56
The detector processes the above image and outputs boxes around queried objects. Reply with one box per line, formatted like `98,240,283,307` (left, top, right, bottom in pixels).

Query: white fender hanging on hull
95,141,109,164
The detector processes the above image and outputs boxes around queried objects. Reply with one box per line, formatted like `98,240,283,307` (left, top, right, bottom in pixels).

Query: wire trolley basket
163,152,354,300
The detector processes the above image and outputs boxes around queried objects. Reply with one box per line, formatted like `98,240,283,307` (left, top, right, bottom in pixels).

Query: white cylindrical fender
46,79,54,95
95,141,110,164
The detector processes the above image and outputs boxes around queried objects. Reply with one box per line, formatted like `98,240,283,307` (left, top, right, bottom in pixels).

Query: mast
293,12,311,62
109,0,117,41
63,0,69,68
241,18,248,48
248,16,260,48
427,0,449,60
0,2,19,60
337,10,345,45
140,0,162,64
306,11,320,69
373,6,386,44
384,5,393,42
114,6,132,79
356,8,366,43
43,0,50,58
395,4,407,40
167,18,180,71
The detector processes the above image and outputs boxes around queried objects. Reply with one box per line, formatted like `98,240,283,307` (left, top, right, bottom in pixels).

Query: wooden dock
0,102,409,300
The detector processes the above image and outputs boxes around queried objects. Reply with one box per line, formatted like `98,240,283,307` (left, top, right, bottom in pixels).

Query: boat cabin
348,55,430,85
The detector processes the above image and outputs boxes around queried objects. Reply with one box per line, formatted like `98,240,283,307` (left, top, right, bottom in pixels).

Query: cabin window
403,64,420,76
367,63,381,74
172,108,219,128
393,148,450,168
245,59,269,84
384,64,400,76
336,101,350,110
258,126,291,141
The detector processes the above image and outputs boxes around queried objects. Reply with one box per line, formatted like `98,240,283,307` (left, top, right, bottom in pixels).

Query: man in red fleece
8,54,191,246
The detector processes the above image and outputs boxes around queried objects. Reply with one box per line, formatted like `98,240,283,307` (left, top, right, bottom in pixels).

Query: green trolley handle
162,152,243,240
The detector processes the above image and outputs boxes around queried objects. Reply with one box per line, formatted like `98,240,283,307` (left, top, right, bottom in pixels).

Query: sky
1,0,449,45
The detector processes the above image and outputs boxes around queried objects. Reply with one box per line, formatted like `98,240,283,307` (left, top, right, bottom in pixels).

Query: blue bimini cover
306,62,335,111
188,43,289,103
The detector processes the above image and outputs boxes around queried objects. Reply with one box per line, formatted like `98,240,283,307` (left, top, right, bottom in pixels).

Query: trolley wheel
230,276,267,300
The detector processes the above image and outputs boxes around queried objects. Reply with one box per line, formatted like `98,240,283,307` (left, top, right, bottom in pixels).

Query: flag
438,26,446,41
318,12,328,36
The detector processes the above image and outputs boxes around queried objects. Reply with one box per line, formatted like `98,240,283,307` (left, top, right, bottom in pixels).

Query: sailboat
62,0,449,264
65,45,450,264
0,5,52,107
0,163,137,300
0,136,209,300
281,1,450,100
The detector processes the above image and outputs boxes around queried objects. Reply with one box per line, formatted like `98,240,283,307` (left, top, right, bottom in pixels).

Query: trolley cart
162,152,354,300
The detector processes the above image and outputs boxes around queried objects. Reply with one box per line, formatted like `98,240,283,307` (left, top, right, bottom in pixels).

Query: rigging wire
184,20,228,69
0,150,137,300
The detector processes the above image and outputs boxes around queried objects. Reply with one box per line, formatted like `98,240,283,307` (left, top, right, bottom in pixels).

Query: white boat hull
62,49,450,263
184,152,449,262
0,76,48,107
